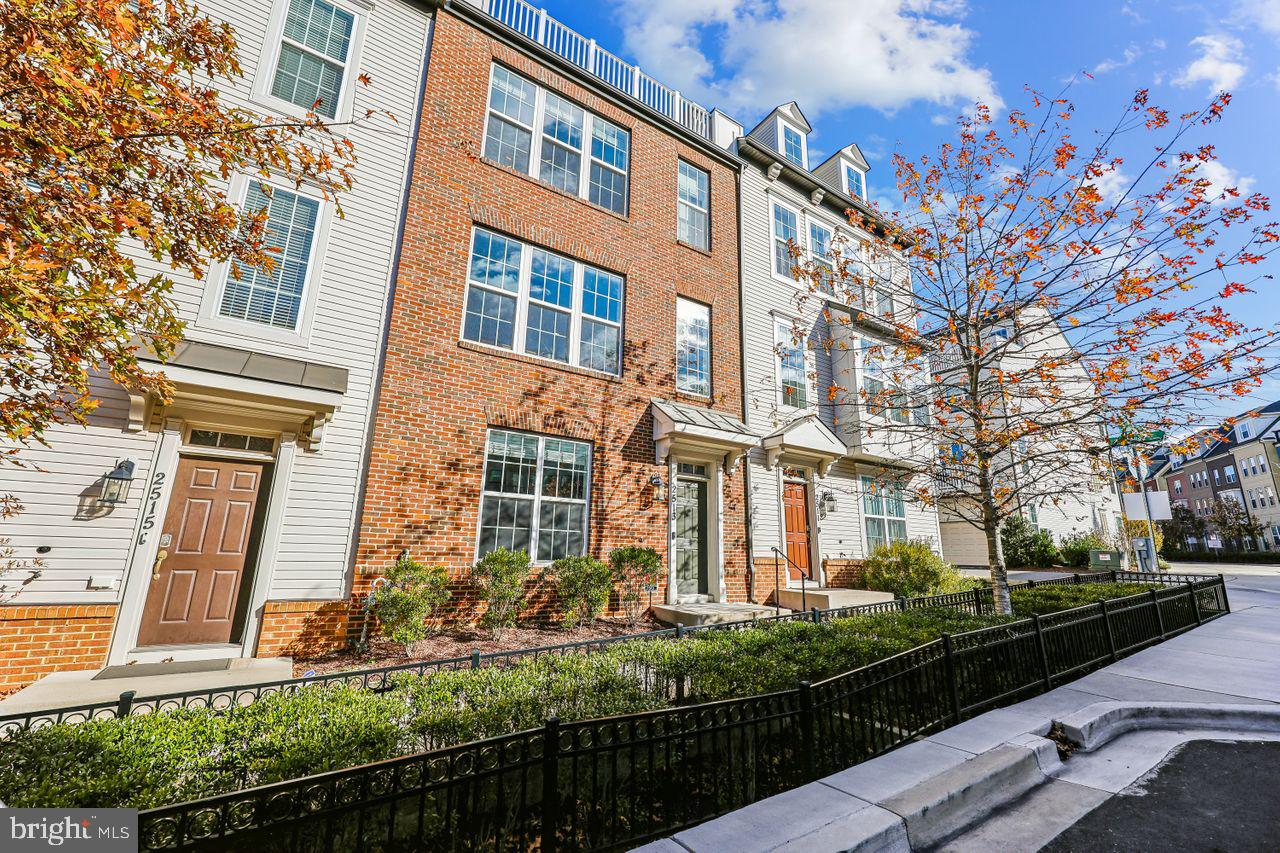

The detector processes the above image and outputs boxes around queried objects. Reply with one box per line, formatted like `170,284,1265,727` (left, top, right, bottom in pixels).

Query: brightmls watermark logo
2,809,137,851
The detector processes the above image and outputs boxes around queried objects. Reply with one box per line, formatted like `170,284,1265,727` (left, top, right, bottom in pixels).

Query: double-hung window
463,227,623,374
808,221,833,293
677,161,710,249
483,64,630,214
862,476,907,553
845,164,866,199
269,0,356,119
676,298,711,396
478,430,591,561
776,320,808,408
781,124,805,167
219,182,320,330
772,203,799,278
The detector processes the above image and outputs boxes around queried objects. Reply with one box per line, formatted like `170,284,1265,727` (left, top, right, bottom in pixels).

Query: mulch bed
293,616,666,677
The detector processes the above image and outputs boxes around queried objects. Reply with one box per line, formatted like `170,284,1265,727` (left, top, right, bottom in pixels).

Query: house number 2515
137,470,167,546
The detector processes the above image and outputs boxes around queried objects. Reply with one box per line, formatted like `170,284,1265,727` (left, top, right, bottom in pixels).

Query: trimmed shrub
1010,582,1158,615
861,540,978,598
471,548,532,639
551,555,613,627
610,545,664,626
369,552,451,652
1001,516,1060,568
1058,531,1109,569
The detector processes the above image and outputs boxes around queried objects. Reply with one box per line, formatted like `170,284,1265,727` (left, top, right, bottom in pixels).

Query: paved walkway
635,577,1280,853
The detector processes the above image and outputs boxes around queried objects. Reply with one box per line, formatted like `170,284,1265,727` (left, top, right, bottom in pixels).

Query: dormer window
844,163,866,199
1240,423,1252,440
780,121,806,168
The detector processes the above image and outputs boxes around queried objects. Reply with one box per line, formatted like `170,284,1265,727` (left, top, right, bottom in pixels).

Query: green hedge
0,588,1160,812
1162,549,1280,565
1010,582,1159,615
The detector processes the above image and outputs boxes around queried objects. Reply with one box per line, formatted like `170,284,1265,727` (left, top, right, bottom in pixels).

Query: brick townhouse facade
350,2,752,623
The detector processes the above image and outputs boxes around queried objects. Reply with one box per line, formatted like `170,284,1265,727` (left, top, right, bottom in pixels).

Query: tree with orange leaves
0,0,370,508
785,88,1277,613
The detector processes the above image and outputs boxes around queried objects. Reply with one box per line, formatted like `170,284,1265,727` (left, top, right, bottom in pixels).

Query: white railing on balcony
472,0,713,140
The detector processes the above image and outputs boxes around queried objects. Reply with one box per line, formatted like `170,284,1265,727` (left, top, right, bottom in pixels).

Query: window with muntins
809,221,833,292
219,183,319,330
845,164,865,199
676,298,711,396
677,161,710,249
776,321,808,408
270,0,355,119
782,124,805,166
862,476,906,552
478,430,591,561
772,203,799,278
483,64,630,214
463,228,623,374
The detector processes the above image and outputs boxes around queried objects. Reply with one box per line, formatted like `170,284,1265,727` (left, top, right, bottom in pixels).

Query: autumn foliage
0,0,363,471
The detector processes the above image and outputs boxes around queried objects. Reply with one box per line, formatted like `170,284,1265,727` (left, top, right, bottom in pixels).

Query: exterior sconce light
649,474,667,503
819,491,838,518
100,458,136,505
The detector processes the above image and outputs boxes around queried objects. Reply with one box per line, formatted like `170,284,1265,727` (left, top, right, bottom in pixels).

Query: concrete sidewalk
635,599,1280,853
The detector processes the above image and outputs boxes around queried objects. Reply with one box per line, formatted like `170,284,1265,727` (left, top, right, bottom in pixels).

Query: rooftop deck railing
473,0,713,139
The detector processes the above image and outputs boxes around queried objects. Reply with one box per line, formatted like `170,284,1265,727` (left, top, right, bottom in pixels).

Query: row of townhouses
0,0,1118,692
1150,402,1280,551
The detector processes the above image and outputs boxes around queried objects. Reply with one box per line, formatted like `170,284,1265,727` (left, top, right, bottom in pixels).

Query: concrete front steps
651,602,783,627
0,656,293,715
775,587,895,611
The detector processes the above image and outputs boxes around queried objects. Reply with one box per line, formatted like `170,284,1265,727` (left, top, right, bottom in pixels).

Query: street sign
1108,428,1166,447
1122,490,1172,521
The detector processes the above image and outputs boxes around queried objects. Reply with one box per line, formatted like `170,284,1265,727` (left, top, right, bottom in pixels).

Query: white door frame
665,450,727,604
779,465,823,589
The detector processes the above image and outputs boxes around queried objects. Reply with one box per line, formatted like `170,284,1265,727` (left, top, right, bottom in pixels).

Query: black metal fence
0,570,1209,737
129,573,1228,852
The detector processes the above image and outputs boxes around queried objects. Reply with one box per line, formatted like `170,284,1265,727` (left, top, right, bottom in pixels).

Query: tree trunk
977,464,1012,615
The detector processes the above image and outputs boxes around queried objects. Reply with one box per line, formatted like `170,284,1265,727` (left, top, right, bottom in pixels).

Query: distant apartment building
0,0,433,692
351,0,753,616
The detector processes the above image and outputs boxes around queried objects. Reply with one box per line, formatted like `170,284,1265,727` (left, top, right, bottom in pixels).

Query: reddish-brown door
137,457,265,646
783,482,812,582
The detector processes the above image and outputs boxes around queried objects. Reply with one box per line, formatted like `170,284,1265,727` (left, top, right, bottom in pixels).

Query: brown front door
783,481,812,582
137,457,266,646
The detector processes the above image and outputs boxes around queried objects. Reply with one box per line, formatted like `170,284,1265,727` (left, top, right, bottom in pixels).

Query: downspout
734,155,758,602
345,7,436,593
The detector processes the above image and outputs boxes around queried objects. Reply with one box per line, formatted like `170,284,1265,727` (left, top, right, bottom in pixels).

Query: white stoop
0,657,294,714
651,602,784,627
774,588,896,612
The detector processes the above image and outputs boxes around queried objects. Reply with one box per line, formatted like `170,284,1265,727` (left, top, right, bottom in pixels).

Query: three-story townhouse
1225,403,1280,549
0,0,433,692
352,0,756,621
731,103,943,598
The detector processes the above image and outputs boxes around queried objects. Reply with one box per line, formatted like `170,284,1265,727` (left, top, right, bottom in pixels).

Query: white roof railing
473,0,712,140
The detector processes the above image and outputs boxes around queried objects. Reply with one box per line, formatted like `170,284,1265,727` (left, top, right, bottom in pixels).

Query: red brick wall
353,9,746,619
255,599,354,658
0,605,116,695
823,558,866,590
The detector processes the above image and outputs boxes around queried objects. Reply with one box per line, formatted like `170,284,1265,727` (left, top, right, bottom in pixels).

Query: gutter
733,154,758,603
346,6,436,585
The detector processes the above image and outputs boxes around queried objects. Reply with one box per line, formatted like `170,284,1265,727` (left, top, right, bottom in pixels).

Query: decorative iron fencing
0,570,1209,736
127,574,1228,851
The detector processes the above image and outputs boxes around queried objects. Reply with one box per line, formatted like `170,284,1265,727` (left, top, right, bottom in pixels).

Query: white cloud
1093,44,1142,75
1087,167,1130,204
611,0,1001,122
1232,0,1280,38
1196,159,1256,203
1173,34,1247,93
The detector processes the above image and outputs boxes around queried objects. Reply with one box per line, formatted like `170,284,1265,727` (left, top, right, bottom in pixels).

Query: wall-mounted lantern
100,458,136,505
649,474,667,504
818,490,838,518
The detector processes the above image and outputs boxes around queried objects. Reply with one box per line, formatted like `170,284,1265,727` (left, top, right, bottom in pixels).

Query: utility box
1089,549,1121,571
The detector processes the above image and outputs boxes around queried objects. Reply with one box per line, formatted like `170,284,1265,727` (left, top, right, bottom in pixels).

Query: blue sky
538,0,1280,413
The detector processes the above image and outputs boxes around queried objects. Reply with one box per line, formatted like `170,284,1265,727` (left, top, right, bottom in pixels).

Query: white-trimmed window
844,163,866,199
463,227,623,375
808,220,833,292
677,161,710,249
483,64,630,214
772,202,799,278
776,320,809,408
218,182,321,331
780,122,806,167
676,297,711,396
862,476,907,553
478,430,591,562
266,0,359,119
861,339,908,424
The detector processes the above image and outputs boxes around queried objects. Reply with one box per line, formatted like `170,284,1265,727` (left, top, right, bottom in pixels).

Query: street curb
1056,701,1280,752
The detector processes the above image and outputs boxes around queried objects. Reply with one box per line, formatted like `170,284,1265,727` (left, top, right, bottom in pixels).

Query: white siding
0,0,431,606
